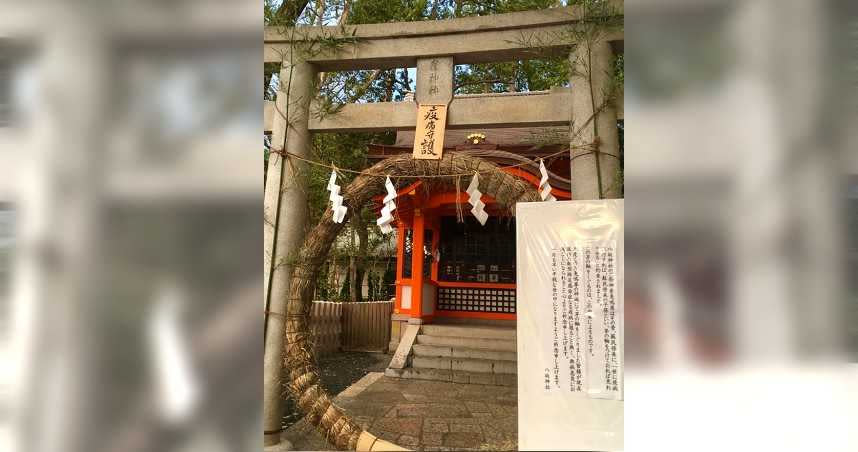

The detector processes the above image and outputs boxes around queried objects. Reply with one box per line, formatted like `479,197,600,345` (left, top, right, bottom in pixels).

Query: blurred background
0,0,856,451
624,0,857,450
0,1,261,452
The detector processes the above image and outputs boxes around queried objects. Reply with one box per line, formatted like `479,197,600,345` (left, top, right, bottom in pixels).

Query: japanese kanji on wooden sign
412,104,447,160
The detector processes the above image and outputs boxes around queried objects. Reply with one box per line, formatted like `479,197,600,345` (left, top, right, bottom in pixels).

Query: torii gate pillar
570,40,621,200
263,57,316,446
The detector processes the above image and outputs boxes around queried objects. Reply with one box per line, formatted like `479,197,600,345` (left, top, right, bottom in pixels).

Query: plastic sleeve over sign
516,199,624,451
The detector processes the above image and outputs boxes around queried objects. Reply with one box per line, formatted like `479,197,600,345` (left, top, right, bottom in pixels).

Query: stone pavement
282,372,517,451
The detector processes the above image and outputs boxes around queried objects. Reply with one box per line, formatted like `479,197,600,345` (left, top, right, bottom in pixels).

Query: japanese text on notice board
544,241,621,399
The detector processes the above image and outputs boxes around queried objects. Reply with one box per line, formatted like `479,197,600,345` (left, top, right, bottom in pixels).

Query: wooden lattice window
437,287,516,313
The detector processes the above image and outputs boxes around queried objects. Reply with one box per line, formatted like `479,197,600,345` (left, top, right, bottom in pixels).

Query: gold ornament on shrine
466,133,486,145
412,104,447,160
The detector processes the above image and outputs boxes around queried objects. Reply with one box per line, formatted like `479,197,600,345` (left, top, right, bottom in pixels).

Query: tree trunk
274,0,310,25
340,0,350,24
316,0,327,85
348,226,357,302
328,259,336,300
354,210,369,301
385,70,395,102
315,0,326,25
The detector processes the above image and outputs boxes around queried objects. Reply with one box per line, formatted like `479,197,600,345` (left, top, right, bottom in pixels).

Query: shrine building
369,121,572,370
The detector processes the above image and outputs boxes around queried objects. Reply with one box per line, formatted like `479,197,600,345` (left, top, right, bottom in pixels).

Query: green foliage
349,0,434,23
614,52,624,86
366,263,396,301
455,0,559,17
451,0,567,94
306,131,393,226
338,272,351,299
367,271,378,300
454,58,569,94
315,68,412,117
381,263,396,298
265,0,310,26
316,265,331,300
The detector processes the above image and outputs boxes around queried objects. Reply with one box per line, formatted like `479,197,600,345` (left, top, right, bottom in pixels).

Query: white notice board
516,200,623,451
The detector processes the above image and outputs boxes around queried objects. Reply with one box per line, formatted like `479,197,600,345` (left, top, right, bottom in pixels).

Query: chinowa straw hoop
283,152,539,450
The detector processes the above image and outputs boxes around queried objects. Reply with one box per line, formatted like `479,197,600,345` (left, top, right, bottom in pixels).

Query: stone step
412,343,517,362
412,355,517,375
416,334,516,351
429,317,516,328
385,366,517,387
420,324,516,340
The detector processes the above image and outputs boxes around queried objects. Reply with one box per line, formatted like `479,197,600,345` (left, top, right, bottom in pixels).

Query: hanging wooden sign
412,104,447,160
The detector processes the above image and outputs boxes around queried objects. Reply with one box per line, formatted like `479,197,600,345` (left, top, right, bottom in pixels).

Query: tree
274,0,421,302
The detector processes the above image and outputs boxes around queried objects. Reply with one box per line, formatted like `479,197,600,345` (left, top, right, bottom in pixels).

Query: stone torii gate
262,4,623,447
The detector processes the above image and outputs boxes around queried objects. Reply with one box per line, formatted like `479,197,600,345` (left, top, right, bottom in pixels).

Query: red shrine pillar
411,209,425,323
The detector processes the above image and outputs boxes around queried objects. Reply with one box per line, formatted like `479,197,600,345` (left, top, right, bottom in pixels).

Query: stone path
282,373,517,451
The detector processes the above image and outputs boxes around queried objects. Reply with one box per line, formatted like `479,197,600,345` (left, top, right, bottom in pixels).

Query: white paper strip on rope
327,170,348,223
466,172,489,225
376,176,397,234
538,159,557,202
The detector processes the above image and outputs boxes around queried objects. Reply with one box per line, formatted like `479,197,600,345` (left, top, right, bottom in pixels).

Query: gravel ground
281,351,391,429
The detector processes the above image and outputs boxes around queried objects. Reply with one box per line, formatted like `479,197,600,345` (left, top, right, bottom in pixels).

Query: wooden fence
309,301,343,357
309,300,394,357
342,300,394,352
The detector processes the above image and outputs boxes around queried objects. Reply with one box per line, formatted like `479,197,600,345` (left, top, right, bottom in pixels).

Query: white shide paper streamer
538,159,557,202
466,172,489,225
327,170,348,223
376,176,397,234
